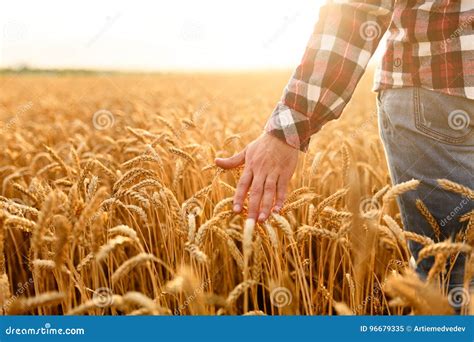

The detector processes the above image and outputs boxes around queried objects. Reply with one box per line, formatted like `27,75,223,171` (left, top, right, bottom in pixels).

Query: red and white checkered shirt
265,0,474,151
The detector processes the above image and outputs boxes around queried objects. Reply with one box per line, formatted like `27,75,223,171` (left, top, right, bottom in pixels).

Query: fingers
258,175,277,222
247,174,266,220
215,148,246,169
231,167,290,221
273,175,289,212
233,168,253,213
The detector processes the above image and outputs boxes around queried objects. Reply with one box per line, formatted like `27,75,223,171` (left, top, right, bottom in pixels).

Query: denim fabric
377,87,473,287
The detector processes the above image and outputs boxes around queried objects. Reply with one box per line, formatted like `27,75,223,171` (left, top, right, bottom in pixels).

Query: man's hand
215,133,299,222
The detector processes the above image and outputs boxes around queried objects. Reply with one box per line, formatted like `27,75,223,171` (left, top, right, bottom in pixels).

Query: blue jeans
377,87,473,288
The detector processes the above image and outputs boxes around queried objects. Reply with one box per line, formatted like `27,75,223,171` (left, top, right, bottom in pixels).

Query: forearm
265,0,394,151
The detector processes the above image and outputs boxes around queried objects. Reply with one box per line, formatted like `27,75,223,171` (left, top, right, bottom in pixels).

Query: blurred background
1,0,332,71
1,0,410,319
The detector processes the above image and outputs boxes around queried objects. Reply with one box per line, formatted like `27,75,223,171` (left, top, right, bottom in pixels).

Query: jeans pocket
413,87,474,146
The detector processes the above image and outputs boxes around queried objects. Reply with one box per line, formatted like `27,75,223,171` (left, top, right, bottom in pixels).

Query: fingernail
233,204,241,212
273,206,281,213
258,213,266,222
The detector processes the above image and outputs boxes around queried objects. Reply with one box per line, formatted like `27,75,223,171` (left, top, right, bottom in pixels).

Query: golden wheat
0,72,471,316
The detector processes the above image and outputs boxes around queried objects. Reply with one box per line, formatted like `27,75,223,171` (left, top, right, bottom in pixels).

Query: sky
0,0,329,71
0,0,383,71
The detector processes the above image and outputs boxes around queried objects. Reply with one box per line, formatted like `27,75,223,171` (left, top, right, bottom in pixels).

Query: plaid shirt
265,0,474,151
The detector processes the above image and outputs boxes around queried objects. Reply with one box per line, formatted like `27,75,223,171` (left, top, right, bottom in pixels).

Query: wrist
264,129,308,153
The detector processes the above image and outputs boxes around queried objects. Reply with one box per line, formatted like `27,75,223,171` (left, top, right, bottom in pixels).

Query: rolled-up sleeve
265,0,394,151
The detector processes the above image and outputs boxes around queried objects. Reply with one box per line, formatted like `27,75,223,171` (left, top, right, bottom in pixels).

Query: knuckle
267,175,278,183
264,183,275,191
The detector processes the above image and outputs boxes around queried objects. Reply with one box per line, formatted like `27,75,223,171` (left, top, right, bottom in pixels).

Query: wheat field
0,71,472,316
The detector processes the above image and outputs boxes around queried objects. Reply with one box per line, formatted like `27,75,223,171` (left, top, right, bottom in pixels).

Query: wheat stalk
437,179,474,200
418,241,472,262
383,179,420,205
7,291,65,314
415,199,442,240
96,236,135,261
112,253,163,283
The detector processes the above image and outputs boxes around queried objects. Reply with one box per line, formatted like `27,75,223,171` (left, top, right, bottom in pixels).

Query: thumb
215,149,246,169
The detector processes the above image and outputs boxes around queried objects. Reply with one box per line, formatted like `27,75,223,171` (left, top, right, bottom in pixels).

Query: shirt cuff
264,102,313,152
